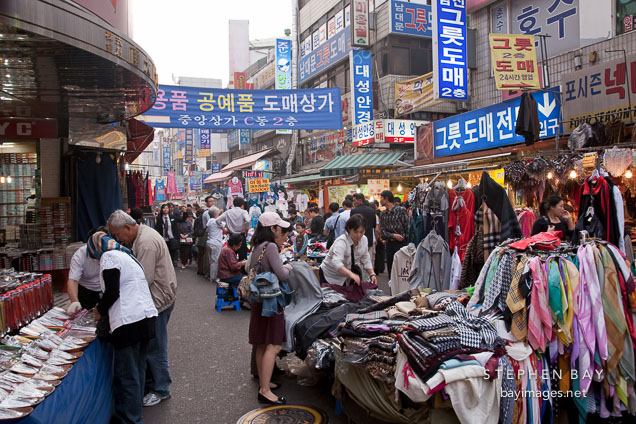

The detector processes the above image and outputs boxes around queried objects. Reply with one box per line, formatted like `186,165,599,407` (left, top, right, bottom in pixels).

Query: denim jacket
249,272,293,317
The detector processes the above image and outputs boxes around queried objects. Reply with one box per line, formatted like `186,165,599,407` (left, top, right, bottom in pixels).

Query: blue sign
163,146,171,174
190,173,202,191
228,129,239,149
200,128,210,150
389,0,432,37
145,85,343,130
350,49,373,125
299,29,351,84
185,128,194,163
211,164,222,173
275,39,292,90
432,0,468,101
239,129,251,146
433,91,561,158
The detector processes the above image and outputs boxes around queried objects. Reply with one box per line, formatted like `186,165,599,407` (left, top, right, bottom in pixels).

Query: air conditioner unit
458,101,470,111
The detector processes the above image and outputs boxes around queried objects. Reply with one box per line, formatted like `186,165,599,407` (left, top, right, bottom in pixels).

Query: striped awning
320,152,406,177
278,174,331,185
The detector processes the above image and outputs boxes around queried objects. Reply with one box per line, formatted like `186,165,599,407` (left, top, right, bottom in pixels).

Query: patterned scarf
87,231,133,260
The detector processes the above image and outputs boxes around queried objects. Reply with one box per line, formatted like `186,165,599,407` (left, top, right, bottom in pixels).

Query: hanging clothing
515,92,541,146
422,181,449,242
296,192,309,212
408,231,451,291
474,171,522,244
448,188,475,261
577,174,620,247
389,244,416,295
155,179,166,202
518,210,536,238
227,177,244,197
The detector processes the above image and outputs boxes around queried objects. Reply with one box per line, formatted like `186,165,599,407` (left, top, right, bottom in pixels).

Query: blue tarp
11,339,113,424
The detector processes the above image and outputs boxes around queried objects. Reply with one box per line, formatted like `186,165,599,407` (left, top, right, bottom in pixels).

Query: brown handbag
237,244,268,300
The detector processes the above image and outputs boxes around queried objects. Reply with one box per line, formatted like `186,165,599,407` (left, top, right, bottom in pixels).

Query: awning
124,119,155,163
385,152,512,178
221,149,275,172
278,174,332,185
320,152,406,177
203,171,234,184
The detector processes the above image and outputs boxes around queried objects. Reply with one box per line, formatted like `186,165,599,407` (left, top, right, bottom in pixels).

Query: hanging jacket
474,171,522,243
390,244,417,295
515,92,541,146
282,261,324,352
568,123,593,150
448,189,475,261
408,231,451,291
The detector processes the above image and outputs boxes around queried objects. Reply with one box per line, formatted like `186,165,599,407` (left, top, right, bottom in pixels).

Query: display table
10,339,113,424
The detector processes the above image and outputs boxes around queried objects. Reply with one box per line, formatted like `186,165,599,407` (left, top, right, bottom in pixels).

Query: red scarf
582,175,610,242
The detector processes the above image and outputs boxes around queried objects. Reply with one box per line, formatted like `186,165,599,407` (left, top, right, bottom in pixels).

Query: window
390,47,410,75
411,48,431,75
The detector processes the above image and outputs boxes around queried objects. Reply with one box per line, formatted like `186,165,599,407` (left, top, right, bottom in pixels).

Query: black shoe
257,393,286,405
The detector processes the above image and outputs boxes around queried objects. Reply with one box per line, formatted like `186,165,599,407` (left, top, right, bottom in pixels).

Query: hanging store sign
190,172,203,191
243,170,265,178
350,49,373,125
489,34,541,90
367,179,390,196
185,128,194,163
562,53,636,131
510,0,580,60
394,72,439,117
275,39,292,90
432,0,468,101
143,85,342,130
353,119,417,146
256,62,276,88
247,178,271,193
211,164,222,173
299,29,352,84
351,0,370,47
490,1,508,34
233,72,248,89
389,0,433,38
199,128,211,157
163,146,171,174
433,91,560,158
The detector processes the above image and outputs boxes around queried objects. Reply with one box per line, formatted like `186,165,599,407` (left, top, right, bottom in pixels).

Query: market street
142,266,381,424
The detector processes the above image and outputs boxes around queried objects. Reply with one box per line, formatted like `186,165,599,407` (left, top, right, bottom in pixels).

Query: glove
66,301,82,315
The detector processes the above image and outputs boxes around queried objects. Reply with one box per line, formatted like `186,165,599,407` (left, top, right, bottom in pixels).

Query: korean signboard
490,1,508,34
233,72,247,89
432,0,468,101
353,119,417,146
336,10,345,33
489,34,541,90
185,128,194,163
275,39,292,90
163,145,171,174
176,176,185,194
328,16,337,39
256,62,275,88
433,91,560,158
367,179,390,196
562,54,636,131
301,36,312,58
352,0,370,47
510,0,580,60
190,172,203,191
144,85,342,130
238,129,251,148
350,49,373,125
228,129,240,149
389,0,433,38
394,72,439,117
617,0,636,35
199,128,210,157
308,129,356,161
211,164,222,173
247,178,271,193
299,29,352,84
243,170,265,178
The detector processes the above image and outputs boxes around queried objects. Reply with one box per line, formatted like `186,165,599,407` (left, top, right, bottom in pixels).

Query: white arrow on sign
537,92,556,118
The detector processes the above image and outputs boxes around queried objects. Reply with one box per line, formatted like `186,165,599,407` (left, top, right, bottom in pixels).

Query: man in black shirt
351,193,377,262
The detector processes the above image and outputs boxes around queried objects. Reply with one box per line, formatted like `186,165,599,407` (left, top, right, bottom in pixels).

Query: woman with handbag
247,212,292,405
319,214,378,303
177,211,195,269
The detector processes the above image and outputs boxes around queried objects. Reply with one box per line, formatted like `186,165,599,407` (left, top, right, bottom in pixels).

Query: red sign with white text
0,119,57,138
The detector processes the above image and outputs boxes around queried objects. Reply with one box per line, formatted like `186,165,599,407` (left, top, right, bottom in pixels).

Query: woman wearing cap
177,211,195,269
247,212,292,405
87,231,158,424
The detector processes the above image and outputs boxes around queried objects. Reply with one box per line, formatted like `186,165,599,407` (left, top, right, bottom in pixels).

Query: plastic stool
215,283,241,312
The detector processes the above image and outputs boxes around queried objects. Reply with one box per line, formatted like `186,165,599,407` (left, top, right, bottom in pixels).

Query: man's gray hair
107,209,137,229
209,206,220,218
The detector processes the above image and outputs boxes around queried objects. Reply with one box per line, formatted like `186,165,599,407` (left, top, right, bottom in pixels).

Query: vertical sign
489,34,540,90
233,72,247,89
328,16,337,39
350,49,373,125
163,145,171,174
352,0,370,47
275,38,292,135
185,128,194,163
199,128,211,157
490,1,508,34
432,0,468,101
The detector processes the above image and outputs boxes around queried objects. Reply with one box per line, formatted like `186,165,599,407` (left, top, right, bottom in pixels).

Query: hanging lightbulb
467,181,472,188
397,183,403,192
6,175,11,184
0,176,5,184
547,172,553,179
569,170,577,179
356,188,361,193
626,170,633,179
447,179,453,189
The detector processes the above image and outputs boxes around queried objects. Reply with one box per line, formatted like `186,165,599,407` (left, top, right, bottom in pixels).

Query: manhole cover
237,405,328,424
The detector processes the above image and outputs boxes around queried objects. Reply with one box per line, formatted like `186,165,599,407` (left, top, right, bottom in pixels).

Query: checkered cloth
482,204,502,260
445,300,501,349
409,314,454,332
482,253,513,313
345,311,389,329
499,356,515,424
506,256,530,341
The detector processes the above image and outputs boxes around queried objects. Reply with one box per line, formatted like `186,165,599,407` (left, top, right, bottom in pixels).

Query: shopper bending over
65,226,107,314
247,212,293,405
88,231,158,424
531,194,574,241
320,214,377,303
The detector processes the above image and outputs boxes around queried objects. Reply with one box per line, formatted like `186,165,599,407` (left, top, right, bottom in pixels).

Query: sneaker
143,393,163,407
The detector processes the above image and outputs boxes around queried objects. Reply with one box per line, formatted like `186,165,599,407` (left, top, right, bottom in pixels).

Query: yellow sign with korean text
489,34,541,91
394,73,440,118
247,178,270,193
489,168,505,188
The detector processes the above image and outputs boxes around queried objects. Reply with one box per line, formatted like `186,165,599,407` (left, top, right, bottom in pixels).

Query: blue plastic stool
215,283,241,312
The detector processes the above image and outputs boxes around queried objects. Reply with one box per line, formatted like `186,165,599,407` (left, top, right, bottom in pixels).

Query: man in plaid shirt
217,234,247,285
379,190,410,276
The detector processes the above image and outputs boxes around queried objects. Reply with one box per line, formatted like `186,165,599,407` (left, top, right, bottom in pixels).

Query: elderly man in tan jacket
107,210,177,407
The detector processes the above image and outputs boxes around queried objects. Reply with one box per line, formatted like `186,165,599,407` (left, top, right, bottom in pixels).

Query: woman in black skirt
247,212,292,405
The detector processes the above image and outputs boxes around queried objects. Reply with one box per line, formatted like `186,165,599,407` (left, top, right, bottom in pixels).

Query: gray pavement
141,265,379,424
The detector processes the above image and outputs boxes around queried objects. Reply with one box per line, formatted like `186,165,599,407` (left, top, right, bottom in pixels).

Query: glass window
390,47,410,75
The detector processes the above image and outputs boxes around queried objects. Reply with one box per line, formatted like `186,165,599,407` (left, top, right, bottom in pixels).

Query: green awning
278,174,331,184
320,152,406,177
